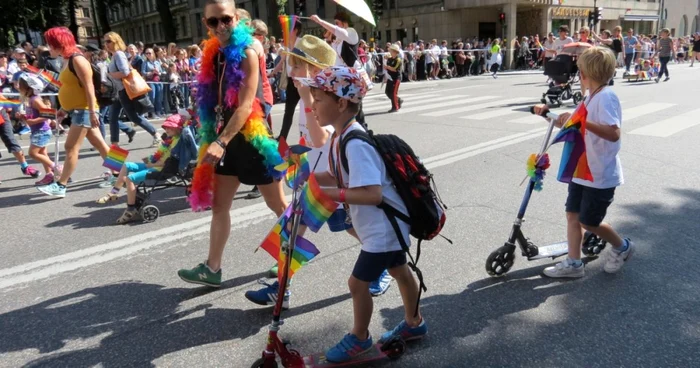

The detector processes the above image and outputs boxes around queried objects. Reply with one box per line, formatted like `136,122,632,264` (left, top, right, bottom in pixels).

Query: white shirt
572,88,624,189
298,99,334,174
544,39,556,57
554,37,574,54
328,122,410,253
7,60,20,76
332,26,361,69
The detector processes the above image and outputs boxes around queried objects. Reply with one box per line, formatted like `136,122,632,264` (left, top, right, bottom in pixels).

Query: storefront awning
623,15,658,22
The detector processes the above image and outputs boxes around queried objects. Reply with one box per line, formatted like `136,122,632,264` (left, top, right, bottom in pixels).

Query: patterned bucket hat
297,66,367,103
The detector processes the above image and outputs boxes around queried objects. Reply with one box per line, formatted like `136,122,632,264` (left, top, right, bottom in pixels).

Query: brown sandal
97,193,119,204
116,209,138,224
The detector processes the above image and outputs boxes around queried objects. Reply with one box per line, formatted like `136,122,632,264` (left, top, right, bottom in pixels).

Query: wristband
339,188,347,203
304,107,313,114
214,139,227,149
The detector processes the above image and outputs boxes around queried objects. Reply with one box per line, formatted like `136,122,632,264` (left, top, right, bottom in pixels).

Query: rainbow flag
551,104,593,183
279,15,299,50
299,173,337,232
284,152,310,190
0,97,21,109
259,205,320,282
103,145,129,172
39,108,57,119
25,65,62,89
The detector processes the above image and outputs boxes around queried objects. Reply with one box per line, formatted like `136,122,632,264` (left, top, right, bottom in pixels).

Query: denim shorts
125,161,157,184
69,109,92,128
30,129,53,148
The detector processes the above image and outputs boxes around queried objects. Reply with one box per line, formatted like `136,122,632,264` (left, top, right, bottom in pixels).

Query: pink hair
44,27,80,58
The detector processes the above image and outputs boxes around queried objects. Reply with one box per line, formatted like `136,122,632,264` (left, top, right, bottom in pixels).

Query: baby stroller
541,54,583,107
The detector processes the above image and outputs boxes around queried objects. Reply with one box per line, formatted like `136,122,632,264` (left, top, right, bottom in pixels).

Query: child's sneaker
325,333,374,363
37,182,66,198
543,258,585,278
604,238,634,274
244,280,290,310
378,319,428,343
369,270,392,296
35,173,54,186
22,165,40,178
177,262,222,287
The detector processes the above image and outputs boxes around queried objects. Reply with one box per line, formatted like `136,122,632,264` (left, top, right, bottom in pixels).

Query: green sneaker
178,262,222,287
267,264,278,278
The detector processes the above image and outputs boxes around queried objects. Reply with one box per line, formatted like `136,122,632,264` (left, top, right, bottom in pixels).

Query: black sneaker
387,108,398,113
246,186,262,199
127,130,136,143
398,98,403,109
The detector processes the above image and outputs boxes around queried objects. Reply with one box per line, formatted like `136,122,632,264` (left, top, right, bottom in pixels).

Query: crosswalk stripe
628,108,700,137
423,97,530,117
399,96,499,115
510,115,548,124
363,95,467,111
621,102,675,122
468,108,527,121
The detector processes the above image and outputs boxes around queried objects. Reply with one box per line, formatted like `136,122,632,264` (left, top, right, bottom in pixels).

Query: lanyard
328,118,357,187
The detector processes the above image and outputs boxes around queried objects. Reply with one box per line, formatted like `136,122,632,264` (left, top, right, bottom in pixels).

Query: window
194,0,200,7
181,16,188,37
317,0,326,19
149,0,155,12
196,13,203,37
158,22,163,41
86,27,94,37
83,8,90,18
252,0,260,19
386,30,391,43
146,24,151,42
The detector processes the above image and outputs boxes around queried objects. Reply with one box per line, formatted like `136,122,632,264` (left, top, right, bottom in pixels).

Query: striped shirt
658,38,673,57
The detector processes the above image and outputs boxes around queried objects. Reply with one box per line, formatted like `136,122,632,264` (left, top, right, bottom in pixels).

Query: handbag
122,69,152,100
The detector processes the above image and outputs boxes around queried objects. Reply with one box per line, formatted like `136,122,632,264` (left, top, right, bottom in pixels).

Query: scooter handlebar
530,106,559,122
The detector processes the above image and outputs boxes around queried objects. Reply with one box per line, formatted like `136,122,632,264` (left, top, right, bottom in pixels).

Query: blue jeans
180,84,190,109
99,105,133,139
161,83,171,113
148,82,164,115
109,89,157,144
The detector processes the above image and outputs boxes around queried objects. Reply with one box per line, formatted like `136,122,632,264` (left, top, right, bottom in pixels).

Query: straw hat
281,35,337,69
389,43,401,53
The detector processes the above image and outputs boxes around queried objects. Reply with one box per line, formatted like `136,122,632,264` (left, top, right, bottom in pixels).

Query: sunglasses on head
206,15,234,29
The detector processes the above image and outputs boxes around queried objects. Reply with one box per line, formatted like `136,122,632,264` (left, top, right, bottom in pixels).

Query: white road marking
363,95,469,111
398,96,499,115
467,108,527,121
628,108,700,137
0,128,548,290
621,102,675,122
425,97,530,117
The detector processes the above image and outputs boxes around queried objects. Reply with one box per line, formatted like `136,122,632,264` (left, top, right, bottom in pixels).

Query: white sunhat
19,74,45,95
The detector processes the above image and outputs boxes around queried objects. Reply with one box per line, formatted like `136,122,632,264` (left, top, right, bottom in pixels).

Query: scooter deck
303,343,389,368
528,241,569,260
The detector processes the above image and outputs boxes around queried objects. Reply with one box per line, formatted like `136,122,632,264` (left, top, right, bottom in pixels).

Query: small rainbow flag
279,15,299,50
259,205,320,282
24,65,62,90
0,97,21,109
299,173,337,232
551,104,593,183
103,145,129,172
284,153,310,190
39,108,57,119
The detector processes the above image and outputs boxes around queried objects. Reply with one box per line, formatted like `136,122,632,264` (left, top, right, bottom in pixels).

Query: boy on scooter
534,46,634,278
299,66,426,362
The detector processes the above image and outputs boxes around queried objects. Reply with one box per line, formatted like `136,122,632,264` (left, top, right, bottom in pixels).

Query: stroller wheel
572,92,583,105
141,205,160,223
540,98,547,105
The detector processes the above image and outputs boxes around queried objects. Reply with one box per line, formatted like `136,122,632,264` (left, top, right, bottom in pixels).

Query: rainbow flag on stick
299,173,337,232
0,97,21,109
279,15,299,50
39,108,57,119
103,145,129,172
24,65,62,90
550,104,593,183
258,205,320,282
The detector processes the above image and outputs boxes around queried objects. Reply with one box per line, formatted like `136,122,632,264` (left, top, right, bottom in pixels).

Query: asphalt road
1,64,699,368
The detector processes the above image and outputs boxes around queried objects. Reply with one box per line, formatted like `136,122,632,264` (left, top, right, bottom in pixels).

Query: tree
266,0,283,39
0,0,68,48
68,0,79,41
155,0,177,43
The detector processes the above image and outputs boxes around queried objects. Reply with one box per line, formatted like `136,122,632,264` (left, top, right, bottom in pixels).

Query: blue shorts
68,109,92,128
565,182,616,227
30,129,52,148
352,250,407,282
124,161,157,184
301,208,353,232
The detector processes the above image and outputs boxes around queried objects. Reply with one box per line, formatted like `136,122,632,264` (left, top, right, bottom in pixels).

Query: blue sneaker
325,333,373,363
18,125,30,135
244,280,290,310
378,319,428,344
369,270,392,296
37,182,66,198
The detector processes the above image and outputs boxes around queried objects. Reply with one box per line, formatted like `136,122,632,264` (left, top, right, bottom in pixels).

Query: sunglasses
206,15,234,29
104,40,113,44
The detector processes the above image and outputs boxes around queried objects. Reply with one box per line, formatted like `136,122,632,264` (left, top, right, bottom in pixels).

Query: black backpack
339,129,449,315
68,54,117,105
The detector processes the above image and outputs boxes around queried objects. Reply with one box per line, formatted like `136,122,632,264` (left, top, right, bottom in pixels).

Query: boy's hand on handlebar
555,113,571,128
533,104,548,116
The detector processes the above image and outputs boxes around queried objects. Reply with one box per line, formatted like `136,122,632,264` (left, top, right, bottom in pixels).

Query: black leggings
278,77,300,140
659,56,670,78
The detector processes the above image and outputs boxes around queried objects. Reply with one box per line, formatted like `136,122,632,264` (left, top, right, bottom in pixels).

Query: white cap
14,47,26,54
19,74,45,95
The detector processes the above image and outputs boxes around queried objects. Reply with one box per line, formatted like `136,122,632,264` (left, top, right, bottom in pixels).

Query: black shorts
565,182,616,227
352,250,406,282
214,133,274,186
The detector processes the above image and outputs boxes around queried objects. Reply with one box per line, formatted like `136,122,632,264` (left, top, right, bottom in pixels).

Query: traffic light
588,11,595,26
499,12,506,24
294,0,305,16
596,7,604,25
373,0,384,17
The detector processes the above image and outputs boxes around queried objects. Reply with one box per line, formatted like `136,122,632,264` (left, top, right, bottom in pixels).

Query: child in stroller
623,58,659,82
541,53,583,106
95,112,199,224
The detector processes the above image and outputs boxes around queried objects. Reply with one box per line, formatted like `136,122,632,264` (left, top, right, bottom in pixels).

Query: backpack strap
68,53,86,88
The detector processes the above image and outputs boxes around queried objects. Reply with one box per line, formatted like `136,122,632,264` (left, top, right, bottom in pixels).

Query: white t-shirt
554,37,574,54
298,99,334,173
572,88,624,189
333,27,361,69
328,122,410,253
544,39,556,57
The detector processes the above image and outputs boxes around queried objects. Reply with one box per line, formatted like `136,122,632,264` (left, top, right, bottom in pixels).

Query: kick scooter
252,156,406,368
485,107,607,277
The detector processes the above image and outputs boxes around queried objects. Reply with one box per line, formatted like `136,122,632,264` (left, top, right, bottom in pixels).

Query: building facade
109,0,200,47
659,0,700,36
76,0,98,46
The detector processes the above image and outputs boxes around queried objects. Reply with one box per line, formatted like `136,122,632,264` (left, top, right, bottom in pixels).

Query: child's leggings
659,56,670,78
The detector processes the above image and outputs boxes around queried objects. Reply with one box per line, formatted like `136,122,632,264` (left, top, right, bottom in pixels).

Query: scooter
485,107,607,277
251,156,406,368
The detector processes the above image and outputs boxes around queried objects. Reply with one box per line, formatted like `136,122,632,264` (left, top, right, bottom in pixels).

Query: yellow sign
552,7,591,18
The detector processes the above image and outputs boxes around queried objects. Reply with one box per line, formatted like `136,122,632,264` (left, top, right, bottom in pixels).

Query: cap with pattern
297,66,367,103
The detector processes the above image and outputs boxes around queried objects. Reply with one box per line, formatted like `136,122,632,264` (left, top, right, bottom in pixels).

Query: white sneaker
604,239,634,274
543,258,585,278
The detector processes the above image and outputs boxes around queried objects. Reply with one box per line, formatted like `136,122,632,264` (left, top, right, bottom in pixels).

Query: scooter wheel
381,337,406,360
582,231,607,256
250,358,277,368
485,245,516,277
